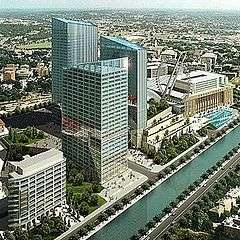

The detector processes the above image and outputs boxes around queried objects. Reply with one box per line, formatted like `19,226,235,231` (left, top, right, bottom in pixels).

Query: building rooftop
70,58,128,75
202,52,217,59
102,36,145,51
147,76,187,100
161,49,177,56
9,149,64,179
52,17,97,27
177,70,225,84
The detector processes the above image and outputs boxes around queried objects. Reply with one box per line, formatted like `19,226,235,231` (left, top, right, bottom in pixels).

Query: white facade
176,70,229,95
7,149,66,229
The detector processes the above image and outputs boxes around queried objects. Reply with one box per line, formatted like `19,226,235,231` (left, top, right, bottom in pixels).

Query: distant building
0,119,5,133
6,149,66,229
3,64,16,81
201,52,217,72
147,62,168,79
160,49,178,63
62,58,129,184
16,65,31,79
100,36,147,148
36,63,49,77
52,18,98,104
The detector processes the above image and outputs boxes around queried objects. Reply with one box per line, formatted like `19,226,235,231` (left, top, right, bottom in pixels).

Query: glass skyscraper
100,36,147,148
52,18,98,104
61,58,129,183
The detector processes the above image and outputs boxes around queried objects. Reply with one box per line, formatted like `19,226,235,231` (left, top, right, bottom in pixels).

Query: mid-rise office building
62,58,128,184
6,149,66,229
52,18,98,104
100,36,147,148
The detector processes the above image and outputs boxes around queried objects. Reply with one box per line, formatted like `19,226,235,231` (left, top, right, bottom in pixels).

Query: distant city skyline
1,0,240,11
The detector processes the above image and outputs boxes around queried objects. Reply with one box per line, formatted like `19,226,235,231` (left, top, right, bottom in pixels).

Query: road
146,151,240,240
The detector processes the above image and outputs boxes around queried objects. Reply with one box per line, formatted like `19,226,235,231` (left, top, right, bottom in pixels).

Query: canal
89,126,240,240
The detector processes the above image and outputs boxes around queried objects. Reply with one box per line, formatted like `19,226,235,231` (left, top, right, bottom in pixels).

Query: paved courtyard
128,136,206,173
100,169,148,201
29,123,62,150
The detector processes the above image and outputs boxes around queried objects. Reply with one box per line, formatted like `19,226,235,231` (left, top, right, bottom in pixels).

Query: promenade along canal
89,126,240,240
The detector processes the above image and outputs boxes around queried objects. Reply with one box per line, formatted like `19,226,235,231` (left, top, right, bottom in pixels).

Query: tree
86,223,95,231
92,183,102,193
40,222,50,236
78,201,90,217
13,228,29,240
15,106,21,115
20,134,29,144
73,172,84,186
142,183,150,191
98,212,108,222
89,194,98,206
32,235,43,240
146,220,156,230
69,234,80,240
179,216,188,227
77,227,88,237
138,228,147,237
130,234,141,240
4,231,16,240
113,202,123,211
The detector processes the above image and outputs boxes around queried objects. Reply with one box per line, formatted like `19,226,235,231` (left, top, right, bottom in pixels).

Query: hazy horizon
1,0,240,11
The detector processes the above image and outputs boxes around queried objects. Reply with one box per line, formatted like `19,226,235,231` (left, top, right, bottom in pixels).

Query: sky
1,0,240,10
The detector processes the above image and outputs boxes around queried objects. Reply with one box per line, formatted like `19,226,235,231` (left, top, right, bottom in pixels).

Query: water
89,125,240,240
206,108,233,128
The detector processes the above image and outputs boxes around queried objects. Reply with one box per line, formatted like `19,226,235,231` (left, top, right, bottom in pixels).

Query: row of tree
130,143,240,240
8,127,45,145
1,101,53,119
151,134,199,165
147,99,170,120
4,215,67,240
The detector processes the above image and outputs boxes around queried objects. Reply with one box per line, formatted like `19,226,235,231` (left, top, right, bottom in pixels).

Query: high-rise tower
52,18,98,104
61,58,129,183
100,36,147,148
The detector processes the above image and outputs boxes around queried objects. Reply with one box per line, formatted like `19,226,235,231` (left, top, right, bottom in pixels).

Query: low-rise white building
6,149,66,229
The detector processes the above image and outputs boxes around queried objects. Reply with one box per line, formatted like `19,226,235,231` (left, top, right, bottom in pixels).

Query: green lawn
67,182,93,195
89,195,106,213
16,41,51,49
67,182,106,213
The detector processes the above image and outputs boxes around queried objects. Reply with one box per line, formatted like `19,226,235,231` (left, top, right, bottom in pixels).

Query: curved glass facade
100,36,147,148
52,18,98,104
